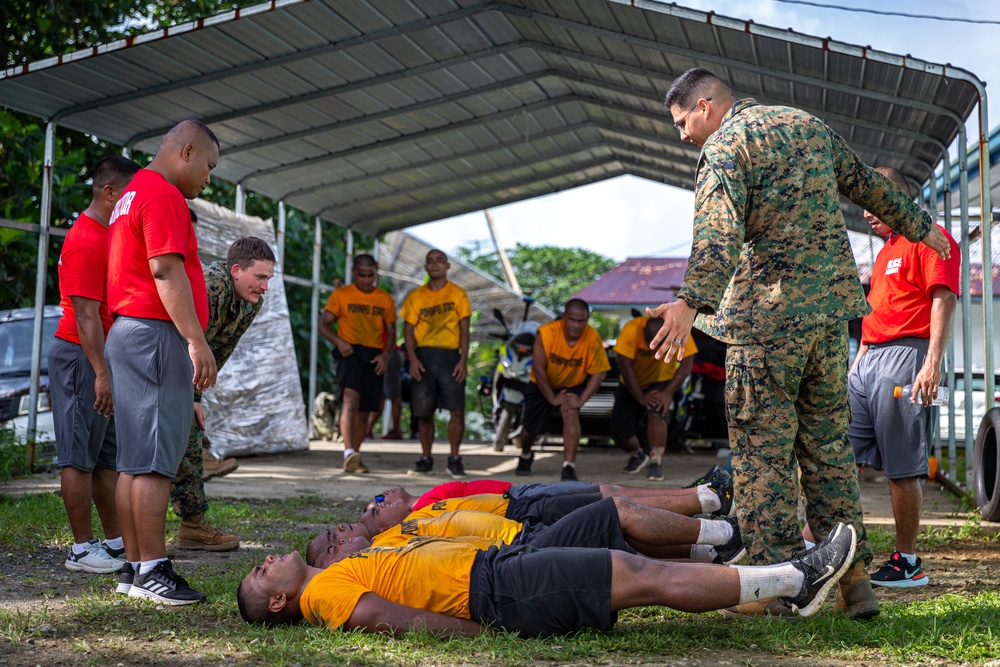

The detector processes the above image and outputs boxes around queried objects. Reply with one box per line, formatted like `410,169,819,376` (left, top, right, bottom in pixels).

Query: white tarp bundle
189,198,308,458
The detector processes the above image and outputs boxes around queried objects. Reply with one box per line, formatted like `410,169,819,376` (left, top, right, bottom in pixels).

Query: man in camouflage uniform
649,68,952,619
170,236,276,550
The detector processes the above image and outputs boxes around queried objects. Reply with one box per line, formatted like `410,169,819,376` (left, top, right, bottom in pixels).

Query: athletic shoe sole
128,583,205,606
870,575,928,588
64,558,124,574
787,524,857,617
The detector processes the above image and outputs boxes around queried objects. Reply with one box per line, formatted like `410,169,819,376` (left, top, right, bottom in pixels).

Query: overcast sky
410,0,1000,262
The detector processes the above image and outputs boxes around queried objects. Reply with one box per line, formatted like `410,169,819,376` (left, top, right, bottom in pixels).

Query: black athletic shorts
410,347,465,416
516,497,636,553
610,381,671,443
333,344,383,413
522,381,585,437
505,489,604,525
469,544,615,637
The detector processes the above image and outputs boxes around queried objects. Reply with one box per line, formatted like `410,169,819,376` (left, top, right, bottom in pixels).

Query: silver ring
673,338,682,344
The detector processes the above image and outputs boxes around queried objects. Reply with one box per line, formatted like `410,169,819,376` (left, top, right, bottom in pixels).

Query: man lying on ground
307,496,745,568
238,523,856,636
367,469,734,521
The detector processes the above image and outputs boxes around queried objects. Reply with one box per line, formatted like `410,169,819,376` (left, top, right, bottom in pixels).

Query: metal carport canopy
0,0,986,236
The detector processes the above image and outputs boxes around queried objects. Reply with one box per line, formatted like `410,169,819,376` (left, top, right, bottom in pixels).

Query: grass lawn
1,492,998,666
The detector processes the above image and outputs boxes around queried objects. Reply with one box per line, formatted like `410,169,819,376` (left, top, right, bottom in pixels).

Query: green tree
453,243,616,314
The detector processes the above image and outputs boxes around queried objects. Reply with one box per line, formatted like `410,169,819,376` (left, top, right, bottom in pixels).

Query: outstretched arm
345,592,486,637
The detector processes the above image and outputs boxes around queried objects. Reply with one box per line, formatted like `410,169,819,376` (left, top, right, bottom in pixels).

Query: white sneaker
65,538,125,573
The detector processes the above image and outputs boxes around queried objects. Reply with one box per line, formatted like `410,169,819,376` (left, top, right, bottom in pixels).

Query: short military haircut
875,165,910,194
564,298,590,314
227,236,276,271
664,67,729,110
188,119,220,148
643,317,665,344
92,155,140,191
353,254,377,269
236,580,299,627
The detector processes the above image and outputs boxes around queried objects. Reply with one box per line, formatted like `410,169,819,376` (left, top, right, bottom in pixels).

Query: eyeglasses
673,97,711,132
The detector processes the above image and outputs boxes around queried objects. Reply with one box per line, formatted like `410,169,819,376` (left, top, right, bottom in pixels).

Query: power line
771,0,1000,25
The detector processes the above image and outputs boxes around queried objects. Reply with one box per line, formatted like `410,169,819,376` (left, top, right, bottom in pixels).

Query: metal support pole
975,91,993,490
484,209,521,294
372,239,379,263
235,184,246,215
26,121,56,460
942,152,956,466
122,146,130,158
957,126,974,480
307,216,322,437
277,201,287,270
345,229,354,285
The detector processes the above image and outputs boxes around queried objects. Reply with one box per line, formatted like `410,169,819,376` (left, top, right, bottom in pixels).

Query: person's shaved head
149,119,220,200
875,165,909,193
664,68,732,111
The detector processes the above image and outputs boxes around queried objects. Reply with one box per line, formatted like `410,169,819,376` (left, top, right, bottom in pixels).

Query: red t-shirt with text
108,169,208,329
55,212,114,344
862,225,960,344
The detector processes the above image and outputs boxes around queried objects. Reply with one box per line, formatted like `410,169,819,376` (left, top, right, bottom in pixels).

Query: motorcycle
485,298,539,451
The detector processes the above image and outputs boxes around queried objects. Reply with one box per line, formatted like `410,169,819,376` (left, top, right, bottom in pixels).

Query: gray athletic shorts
517,497,637,553
505,490,604,525
410,347,465,416
49,338,117,472
469,544,615,637
848,338,929,479
507,481,600,501
105,317,194,477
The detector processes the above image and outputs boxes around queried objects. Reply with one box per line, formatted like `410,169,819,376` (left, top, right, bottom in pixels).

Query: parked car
0,306,61,443
938,371,1000,443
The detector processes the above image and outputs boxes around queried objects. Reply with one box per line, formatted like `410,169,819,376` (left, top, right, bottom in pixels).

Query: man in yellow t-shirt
519,299,610,481
318,254,397,473
613,316,698,481
307,494,745,570
400,249,472,478
237,523,859,635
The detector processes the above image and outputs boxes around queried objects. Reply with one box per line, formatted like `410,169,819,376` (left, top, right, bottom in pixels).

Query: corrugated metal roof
572,256,687,307
0,0,983,236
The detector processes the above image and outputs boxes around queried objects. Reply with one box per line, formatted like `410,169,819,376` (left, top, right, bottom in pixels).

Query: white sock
697,484,722,514
803,539,816,550
697,518,732,546
139,558,169,575
899,552,918,565
563,461,575,469
689,544,717,562
104,536,124,550
72,540,95,555
129,560,140,572
649,452,663,464
343,448,356,459
734,563,804,604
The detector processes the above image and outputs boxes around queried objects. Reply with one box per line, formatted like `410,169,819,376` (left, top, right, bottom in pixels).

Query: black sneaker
779,523,856,617
713,516,746,565
870,551,928,588
410,457,434,474
515,453,534,476
561,465,578,482
646,461,664,481
102,541,126,560
708,468,734,516
116,562,134,595
622,451,648,474
447,456,467,478
684,463,720,488
128,560,206,606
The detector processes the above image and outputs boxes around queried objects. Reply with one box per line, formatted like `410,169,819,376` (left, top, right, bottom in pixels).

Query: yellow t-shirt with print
406,494,511,520
614,316,698,387
300,538,478,630
400,281,472,349
323,284,396,349
530,319,610,389
373,510,523,548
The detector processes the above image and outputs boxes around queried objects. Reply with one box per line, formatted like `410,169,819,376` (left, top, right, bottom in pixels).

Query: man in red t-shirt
848,166,960,589
50,156,139,575
105,119,219,606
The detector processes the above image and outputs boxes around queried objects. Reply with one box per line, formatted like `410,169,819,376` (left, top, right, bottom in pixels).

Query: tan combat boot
203,452,239,481
176,514,240,551
833,561,880,620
